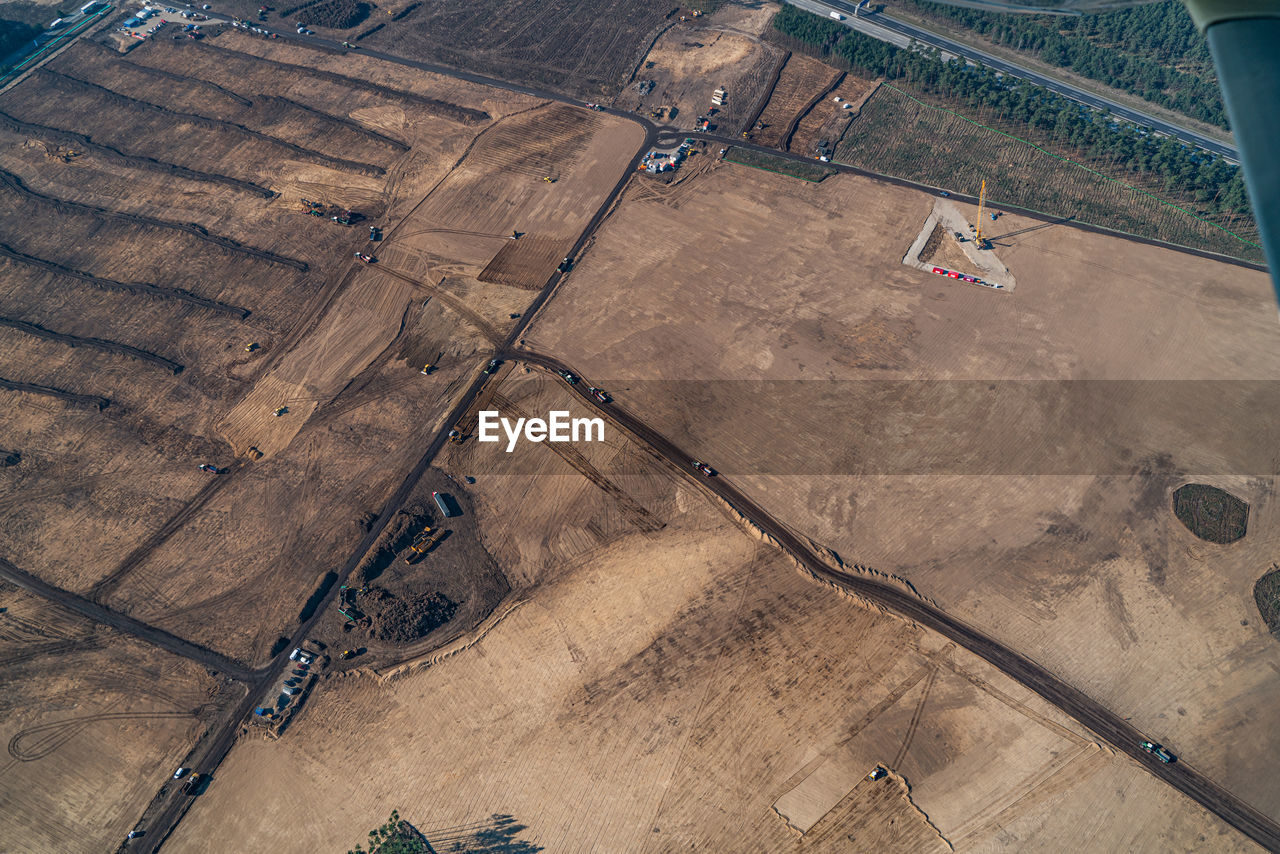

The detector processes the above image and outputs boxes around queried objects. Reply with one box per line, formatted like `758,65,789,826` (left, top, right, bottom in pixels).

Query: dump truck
1140,741,1176,763
404,526,444,562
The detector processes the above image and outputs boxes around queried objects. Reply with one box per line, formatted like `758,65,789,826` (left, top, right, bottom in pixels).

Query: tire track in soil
0,376,109,410
88,464,245,603
183,41,490,124
76,41,254,107
375,267,503,345
488,391,663,532
8,711,194,762
0,243,250,318
891,665,937,769
0,167,305,270
0,112,275,199
0,317,183,375
33,69,388,178
257,95,411,152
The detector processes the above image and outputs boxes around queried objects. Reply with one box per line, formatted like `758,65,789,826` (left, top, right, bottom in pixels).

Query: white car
173,767,189,779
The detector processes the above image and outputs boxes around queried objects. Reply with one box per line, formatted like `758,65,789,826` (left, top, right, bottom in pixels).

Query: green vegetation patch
835,84,1260,261
1,19,42,73
348,811,430,854
770,6,1260,262
723,146,834,182
1172,483,1248,544
894,0,1224,129
1255,566,1280,635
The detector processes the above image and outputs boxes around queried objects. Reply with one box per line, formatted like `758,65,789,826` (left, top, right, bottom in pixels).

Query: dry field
522,160,1280,840
162,370,1261,853
835,83,1263,263
356,0,678,98
616,20,782,135
0,27,640,842
789,72,878,157
0,582,240,853
750,52,841,149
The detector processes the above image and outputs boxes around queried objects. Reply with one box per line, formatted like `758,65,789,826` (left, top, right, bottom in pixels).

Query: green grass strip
877,82,1259,250
0,6,113,87
723,147,832,183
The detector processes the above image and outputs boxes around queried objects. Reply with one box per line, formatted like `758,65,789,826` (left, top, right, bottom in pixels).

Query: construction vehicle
867,765,887,780
1140,741,1176,763
339,649,357,659
369,225,382,241
448,429,464,444
354,252,376,264
483,359,501,375
273,406,288,417
557,370,579,385
404,526,444,562
244,342,259,352
197,463,225,474
691,460,715,477
37,141,80,162
587,386,611,403
420,363,434,375
558,256,573,272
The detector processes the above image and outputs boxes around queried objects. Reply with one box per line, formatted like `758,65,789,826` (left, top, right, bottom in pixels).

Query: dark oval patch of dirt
1172,482,1248,544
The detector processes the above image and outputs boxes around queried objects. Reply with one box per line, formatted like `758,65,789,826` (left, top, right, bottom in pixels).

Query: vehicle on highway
557,370,579,385
691,460,715,477
173,767,189,779
1140,740,1176,763
939,191,951,197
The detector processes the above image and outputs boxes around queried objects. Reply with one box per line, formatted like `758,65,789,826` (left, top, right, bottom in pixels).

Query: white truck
829,11,845,20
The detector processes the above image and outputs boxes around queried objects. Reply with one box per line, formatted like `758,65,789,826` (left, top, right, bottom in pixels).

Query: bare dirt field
354,0,679,98
750,52,841,149
788,73,878,158
0,29,640,842
522,160,1280,839
162,369,1261,853
0,582,240,853
615,20,782,135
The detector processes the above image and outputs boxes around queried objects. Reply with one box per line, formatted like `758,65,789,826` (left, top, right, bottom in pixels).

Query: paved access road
787,0,1239,162
508,350,1280,854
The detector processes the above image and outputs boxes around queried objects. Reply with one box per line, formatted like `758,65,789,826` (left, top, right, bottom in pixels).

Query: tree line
893,0,1225,129
771,5,1250,219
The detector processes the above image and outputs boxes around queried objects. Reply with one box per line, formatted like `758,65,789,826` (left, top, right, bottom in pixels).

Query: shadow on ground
421,814,542,853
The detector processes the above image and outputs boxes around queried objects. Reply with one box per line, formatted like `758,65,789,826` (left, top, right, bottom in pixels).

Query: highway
787,0,1239,162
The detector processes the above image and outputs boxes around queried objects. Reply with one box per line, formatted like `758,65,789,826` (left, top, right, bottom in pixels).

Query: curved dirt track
508,350,1280,854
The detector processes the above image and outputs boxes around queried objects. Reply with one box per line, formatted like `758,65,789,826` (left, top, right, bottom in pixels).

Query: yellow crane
975,179,986,245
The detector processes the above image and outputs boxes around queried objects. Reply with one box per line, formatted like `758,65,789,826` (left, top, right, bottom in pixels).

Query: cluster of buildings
640,138,696,174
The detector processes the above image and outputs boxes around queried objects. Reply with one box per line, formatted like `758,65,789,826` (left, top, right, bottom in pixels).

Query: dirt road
0,557,258,682
505,350,1280,854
